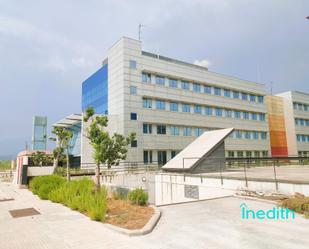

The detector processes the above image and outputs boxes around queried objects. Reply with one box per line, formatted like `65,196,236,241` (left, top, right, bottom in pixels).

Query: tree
31,151,52,166
83,107,135,192
50,126,73,181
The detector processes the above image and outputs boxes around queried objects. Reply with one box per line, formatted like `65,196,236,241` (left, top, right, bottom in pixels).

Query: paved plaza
1,182,309,249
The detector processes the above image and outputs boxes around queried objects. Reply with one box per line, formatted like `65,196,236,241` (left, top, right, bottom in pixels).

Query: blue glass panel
82,64,108,114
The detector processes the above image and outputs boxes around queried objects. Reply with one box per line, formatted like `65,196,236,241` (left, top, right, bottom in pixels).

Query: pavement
1,182,309,249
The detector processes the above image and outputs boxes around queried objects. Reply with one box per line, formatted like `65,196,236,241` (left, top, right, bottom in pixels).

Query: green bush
128,188,148,206
87,188,108,221
30,176,107,221
282,197,309,214
29,175,65,199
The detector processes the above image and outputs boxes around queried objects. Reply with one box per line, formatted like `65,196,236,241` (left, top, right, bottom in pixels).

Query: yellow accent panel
269,131,288,147
268,114,286,131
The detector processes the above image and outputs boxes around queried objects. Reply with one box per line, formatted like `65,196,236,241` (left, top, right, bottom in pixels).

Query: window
224,89,231,97
259,113,266,121
261,132,267,140
305,105,309,111
130,112,137,120
228,151,235,158
249,94,256,102
181,81,190,90
234,110,241,119
214,87,221,96
225,109,232,118
158,151,167,165
237,151,244,158
183,127,191,136
130,86,137,95
131,140,137,147
182,104,191,113
241,93,248,101
142,73,151,83
193,83,201,92
243,112,249,120
171,151,177,158
306,120,309,126
215,108,222,117
143,150,153,164
246,151,252,158
293,103,297,110
169,79,178,88
236,130,242,139
170,102,178,112
251,113,257,120
258,96,264,103
252,131,259,140
170,126,180,136
157,125,166,134
195,128,203,136
302,135,306,142
205,106,213,116
143,98,152,108
156,76,165,85
297,135,301,142
204,86,211,94
143,124,152,134
129,60,137,69
233,91,240,99
262,151,268,157
244,131,251,139
254,151,260,157
194,105,202,114
300,119,305,126
156,100,166,110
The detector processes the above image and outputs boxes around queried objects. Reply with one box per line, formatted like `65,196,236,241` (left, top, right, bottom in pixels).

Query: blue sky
0,0,309,158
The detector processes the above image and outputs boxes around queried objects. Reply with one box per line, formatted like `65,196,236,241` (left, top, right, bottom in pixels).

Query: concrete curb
103,205,161,236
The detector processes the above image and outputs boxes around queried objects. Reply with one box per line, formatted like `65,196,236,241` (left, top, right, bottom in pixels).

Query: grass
29,175,107,221
281,196,309,218
0,160,11,171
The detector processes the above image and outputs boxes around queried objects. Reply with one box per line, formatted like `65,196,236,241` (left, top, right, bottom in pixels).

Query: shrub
29,175,65,200
87,187,108,221
281,197,309,214
30,176,107,221
128,188,148,206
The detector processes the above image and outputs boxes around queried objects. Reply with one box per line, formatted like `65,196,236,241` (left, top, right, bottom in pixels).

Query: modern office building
53,114,82,166
81,37,272,166
32,116,47,150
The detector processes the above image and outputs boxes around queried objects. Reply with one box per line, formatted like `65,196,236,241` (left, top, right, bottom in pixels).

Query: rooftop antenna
138,24,144,41
270,81,273,95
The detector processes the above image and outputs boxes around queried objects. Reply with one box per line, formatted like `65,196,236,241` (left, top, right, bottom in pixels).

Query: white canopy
162,128,234,171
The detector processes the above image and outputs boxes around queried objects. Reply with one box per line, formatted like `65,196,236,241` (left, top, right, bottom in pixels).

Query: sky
0,0,309,158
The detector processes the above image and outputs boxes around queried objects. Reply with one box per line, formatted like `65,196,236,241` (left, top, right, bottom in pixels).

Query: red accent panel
271,147,288,156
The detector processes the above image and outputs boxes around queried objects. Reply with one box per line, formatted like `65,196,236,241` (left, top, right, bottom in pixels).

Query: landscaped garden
29,175,154,229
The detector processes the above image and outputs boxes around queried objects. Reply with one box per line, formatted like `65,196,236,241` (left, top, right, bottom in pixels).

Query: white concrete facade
81,37,272,167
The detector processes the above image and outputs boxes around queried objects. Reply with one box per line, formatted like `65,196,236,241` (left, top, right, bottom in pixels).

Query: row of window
295,118,309,127
227,151,269,158
143,123,268,140
293,102,309,112
141,72,265,104
296,134,309,143
143,150,270,164
298,151,309,156
142,98,266,121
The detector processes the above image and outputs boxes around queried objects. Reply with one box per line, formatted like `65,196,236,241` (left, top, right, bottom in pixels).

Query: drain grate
9,208,40,218
0,198,14,202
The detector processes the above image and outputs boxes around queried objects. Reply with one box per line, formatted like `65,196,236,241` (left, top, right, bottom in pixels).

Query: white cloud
193,59,211,68
71,57,95,68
